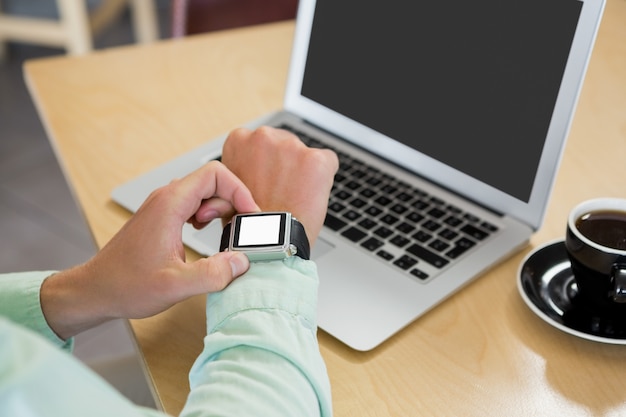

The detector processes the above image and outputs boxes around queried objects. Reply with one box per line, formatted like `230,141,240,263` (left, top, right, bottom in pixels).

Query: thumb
185,251,250,295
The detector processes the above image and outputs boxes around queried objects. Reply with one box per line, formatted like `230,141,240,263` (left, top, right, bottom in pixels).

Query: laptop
112,0,605,351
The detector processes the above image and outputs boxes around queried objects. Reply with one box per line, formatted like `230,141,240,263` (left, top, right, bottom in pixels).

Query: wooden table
25,1,626,415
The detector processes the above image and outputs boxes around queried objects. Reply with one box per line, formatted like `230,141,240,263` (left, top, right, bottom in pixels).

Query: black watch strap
219,222,233,253
289,218,311,260
219,217,311,260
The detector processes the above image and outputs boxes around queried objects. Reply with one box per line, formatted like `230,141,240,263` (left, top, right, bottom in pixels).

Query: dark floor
0,1,172,409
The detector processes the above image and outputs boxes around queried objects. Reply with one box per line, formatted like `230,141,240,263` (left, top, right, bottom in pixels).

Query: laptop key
341,226,367,242
328,201,346,213
349,197,367,208
407,244,449,268
365,205,383,217
381,214,399,225
422,220,441,232
406,211,425,223
390,203,408,215
481,221,499,233
390,235,410,248
428,207,447,219
375,196,392,206
412,200,430,211
345,180,361,190
334,190,351,200
352,169,367,179
396,222,416,234
396,191,413,202
324,213,347,231
412,230,432,242
358,218,378,230
374,226,393,239
463,213,480,223
429,239,450,252
460,224,490,240
410,268,429,280
443,216,463,227
393,255,418,270
429,196,445,206
334,173,346,184
446,237,476,259
342,210,361,222
361,237,384,251
439,228,459,241
377,250,394,261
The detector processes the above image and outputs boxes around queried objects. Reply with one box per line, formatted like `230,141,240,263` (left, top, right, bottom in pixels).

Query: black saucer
517,240,626,344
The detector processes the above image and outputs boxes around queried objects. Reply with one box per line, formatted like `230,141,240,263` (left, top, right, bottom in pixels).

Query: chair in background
170,0,297,38
0,0,159,60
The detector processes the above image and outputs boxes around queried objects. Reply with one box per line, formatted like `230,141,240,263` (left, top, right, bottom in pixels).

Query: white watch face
237,213,282,246
232,212,288,249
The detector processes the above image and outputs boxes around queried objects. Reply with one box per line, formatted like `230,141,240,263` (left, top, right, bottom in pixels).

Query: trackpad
311,237,334,260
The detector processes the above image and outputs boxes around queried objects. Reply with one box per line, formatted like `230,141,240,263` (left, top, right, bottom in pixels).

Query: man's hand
222,126,338,246
41,161,259,339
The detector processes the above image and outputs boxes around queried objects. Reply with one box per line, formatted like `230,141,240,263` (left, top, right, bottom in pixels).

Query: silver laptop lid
284,0,605,231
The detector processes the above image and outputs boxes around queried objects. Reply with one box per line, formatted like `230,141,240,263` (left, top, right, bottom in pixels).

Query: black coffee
576,210,626,250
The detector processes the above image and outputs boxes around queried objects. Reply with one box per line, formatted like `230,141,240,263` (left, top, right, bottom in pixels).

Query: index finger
171,161,259,222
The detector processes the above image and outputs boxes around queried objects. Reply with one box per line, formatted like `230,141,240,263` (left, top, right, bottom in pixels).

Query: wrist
40,263,112,340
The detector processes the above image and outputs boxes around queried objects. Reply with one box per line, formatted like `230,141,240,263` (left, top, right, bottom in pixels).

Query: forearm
40,263,113,340
181,258,333,417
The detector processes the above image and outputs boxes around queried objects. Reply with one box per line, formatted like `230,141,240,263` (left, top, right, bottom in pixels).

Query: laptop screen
300,0,583,203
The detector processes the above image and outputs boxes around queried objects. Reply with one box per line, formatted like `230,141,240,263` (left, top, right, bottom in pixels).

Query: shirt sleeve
0,316,166,417
0,258,332,417
0,271,73,351
181,257,333,417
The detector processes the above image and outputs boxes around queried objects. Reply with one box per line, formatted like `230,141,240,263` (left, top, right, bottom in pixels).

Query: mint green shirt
0,258,332,416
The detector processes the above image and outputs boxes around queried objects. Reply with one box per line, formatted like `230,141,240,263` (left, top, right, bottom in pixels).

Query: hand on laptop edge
222,125,339,248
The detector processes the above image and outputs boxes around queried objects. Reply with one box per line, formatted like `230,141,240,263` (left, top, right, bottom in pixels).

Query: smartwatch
220,212,310,262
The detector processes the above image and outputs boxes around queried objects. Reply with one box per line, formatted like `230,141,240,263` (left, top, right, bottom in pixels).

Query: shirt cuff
206,257,319,334
0,271,74,351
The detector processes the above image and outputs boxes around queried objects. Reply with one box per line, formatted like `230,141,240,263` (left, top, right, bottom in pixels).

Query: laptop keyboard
280,124,499,282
